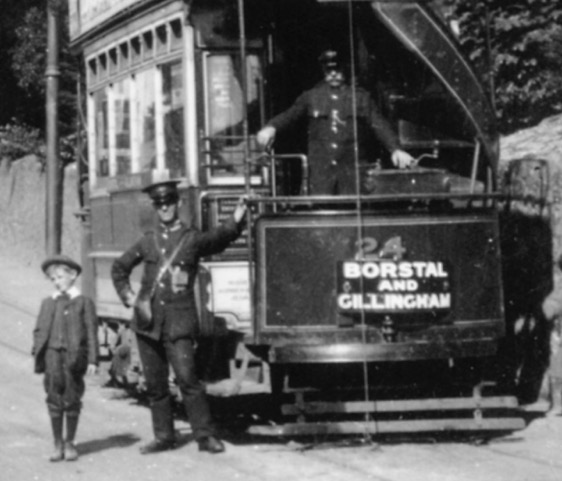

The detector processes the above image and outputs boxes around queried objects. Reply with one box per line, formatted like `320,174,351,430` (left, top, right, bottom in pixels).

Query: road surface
1,256,561,481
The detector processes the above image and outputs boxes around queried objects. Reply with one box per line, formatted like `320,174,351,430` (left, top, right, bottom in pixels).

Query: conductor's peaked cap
142,180,181,203
318,49,342,70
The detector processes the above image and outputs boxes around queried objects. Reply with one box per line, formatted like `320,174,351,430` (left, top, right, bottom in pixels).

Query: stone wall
499,114,562,402
0,155,81,270
501,114,562,287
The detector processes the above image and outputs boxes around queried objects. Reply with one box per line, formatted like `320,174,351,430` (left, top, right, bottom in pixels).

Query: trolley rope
346,0,377,441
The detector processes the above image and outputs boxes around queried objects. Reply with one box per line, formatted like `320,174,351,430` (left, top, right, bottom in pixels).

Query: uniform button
331,160,337,166
331,94,338,100
331,143,337,149
159,282,164,287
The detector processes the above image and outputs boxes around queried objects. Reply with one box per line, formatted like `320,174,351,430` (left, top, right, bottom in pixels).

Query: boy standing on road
32,255,99,462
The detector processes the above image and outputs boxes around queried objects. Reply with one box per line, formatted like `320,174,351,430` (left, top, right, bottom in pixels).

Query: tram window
87,58,97,85
98,53,108,81
156,24,168,55
203,52,263,183
92,90,109,178
113,78,131,175
135,69,156,172
170,19,182,51
109,48,118,75
131,37,142,65
162,61,186,177
119,42,129,69
143,30,154,61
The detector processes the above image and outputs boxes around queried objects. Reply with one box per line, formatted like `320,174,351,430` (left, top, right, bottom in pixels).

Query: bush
0,122,44,163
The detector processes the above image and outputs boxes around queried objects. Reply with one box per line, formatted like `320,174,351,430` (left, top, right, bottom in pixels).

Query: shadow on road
78,433,141,455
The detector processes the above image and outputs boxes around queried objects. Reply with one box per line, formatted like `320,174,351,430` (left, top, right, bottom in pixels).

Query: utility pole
45,1,62,255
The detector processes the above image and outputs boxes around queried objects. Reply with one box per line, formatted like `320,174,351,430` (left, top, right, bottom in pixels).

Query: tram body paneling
69,0,526,431
256,209,504,364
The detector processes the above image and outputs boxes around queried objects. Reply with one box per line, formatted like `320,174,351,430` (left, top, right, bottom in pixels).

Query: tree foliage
11,3,78,137
447,0,562,134
1,1,79,163
0,0,39,128
2,0,562,152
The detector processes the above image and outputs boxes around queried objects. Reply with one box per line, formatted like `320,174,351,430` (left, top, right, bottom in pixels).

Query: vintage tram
69,0,526,435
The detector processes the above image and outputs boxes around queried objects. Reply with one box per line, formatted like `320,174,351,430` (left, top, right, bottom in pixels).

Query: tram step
280,395,519,416
205,347,271,397
248,395,525,436
247,416,526,436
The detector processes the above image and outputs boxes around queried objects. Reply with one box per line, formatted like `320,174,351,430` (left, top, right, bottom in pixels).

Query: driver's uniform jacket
111,218,242,341
267,82,400,194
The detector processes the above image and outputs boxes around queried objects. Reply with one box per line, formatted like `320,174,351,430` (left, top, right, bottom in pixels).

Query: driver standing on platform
111,180,247,455
256,50,414,195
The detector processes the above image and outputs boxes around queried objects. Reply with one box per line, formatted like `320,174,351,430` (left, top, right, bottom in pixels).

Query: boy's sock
547,377,562,415
49,415,64,462
64,414,79,461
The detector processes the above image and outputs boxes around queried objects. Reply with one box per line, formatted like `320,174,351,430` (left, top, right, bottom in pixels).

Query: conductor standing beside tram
256,50,414,195
111,181,248,454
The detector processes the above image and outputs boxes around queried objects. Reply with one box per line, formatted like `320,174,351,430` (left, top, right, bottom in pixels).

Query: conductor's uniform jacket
111,218,242,340
267,82,400,195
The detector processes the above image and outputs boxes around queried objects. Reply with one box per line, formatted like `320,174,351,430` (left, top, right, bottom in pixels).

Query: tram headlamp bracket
382,315,397,342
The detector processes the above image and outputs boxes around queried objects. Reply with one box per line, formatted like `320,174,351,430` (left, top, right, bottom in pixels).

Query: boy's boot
49,415,64,462
64,414,79,461
549,378,562,416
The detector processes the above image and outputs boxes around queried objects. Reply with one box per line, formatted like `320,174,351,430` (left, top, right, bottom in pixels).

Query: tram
69,0,527,435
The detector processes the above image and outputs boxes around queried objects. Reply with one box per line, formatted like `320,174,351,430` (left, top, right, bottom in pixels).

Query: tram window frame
132,67,158,175
200,50,266,187
113,77,132,176
85,14,188,193
88,57,187,190
161,60,186,178
91,89,110,179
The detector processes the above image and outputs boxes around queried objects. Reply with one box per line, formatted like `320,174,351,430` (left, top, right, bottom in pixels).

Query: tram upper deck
70,0,497,200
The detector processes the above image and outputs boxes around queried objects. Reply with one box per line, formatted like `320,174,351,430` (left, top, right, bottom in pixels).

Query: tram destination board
336,260,452,314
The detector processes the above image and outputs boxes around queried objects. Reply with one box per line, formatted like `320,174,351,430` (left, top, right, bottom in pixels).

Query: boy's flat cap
41,254,82,275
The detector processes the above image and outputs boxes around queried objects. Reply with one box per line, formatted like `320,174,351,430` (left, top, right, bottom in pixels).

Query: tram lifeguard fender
363,168,450,195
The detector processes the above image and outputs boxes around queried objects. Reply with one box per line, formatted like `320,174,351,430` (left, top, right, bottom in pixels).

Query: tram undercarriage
203,354,525,436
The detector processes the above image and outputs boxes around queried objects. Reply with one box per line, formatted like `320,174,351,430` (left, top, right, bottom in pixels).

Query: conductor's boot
141,397,176,454
64,414,80,461
139,438,177,454
49,415,64,462
197,436,225,454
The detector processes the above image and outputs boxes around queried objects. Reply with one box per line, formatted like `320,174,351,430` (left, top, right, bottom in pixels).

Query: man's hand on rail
391,149,416,169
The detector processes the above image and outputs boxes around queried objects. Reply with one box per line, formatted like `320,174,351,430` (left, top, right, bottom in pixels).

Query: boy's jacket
32,295,98,374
